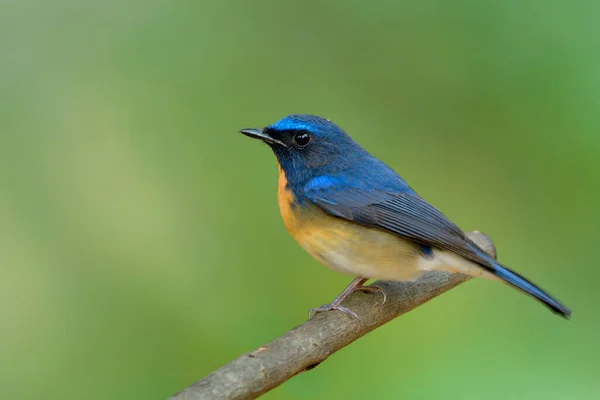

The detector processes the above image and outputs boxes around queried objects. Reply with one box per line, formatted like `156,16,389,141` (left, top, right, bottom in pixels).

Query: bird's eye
293,132,311,147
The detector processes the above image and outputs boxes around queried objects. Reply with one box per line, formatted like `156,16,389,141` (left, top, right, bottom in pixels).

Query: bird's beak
239,128,287,147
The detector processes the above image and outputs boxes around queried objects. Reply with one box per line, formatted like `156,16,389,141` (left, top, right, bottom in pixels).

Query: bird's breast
277,168,424,280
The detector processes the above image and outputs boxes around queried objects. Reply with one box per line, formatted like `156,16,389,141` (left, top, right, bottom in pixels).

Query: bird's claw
307,278,387,324
357,284,387,306
307,281,387,321
309,304,360,321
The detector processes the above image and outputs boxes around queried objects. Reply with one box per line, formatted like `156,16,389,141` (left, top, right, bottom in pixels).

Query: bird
240,114,571,319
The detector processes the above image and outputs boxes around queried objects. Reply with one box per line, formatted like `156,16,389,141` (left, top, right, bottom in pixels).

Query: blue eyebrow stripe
270,120,317,133
268,114,336,134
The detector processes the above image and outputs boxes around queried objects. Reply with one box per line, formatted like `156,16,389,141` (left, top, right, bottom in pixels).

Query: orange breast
277,166,300,236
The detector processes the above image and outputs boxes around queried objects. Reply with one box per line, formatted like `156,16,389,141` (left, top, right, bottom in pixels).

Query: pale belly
297,214,427,281
280,193,426,280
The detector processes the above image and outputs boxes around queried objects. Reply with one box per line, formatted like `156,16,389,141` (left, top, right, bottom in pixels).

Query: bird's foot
309,304,359,320
356,284,387,306
307,277,387,322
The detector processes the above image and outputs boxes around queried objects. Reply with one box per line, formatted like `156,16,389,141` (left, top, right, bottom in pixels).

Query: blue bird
240,114,571,319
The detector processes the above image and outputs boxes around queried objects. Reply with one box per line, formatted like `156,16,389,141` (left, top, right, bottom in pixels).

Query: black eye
293,132,311,147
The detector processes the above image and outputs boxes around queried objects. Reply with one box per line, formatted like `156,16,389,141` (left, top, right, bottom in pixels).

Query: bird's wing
304,177,490,267
305,176,572,318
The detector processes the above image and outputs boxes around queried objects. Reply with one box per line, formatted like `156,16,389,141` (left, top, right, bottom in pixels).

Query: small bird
240,115,571,319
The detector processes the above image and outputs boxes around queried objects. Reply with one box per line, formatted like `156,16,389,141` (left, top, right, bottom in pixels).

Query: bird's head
240,114,364,183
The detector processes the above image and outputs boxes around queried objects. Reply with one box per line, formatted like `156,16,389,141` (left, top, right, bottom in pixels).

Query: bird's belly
280,195,424,281
303,225,425,281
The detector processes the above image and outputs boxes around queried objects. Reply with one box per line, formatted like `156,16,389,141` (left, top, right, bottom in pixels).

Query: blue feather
269,115,342,135
468,243,571,318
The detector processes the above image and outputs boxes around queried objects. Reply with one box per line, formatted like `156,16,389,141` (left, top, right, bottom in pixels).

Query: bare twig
170,231,496,400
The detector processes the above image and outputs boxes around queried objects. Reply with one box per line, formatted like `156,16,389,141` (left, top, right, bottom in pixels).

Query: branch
170,231,496,400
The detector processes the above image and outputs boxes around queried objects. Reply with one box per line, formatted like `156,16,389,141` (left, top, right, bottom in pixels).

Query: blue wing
304,174,571,318
304,175,483,264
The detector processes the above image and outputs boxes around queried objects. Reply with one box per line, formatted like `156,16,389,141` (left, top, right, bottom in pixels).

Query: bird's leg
309,277,387,320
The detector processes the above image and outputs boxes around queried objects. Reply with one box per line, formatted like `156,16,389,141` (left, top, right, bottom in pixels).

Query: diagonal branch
170,231,496,400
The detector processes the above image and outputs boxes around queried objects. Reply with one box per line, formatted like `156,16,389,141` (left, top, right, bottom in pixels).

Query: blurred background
1,1,599,399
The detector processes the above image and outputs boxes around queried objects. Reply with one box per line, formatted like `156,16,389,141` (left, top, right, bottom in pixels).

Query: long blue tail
470,244,571,318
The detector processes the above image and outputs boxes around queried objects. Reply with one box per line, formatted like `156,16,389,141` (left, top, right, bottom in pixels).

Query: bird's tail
469,244,572,319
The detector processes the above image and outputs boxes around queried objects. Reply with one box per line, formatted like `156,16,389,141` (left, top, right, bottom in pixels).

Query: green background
1,1,599,399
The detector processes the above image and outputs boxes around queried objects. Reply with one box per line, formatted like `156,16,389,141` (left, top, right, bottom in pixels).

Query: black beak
239,128,287,147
